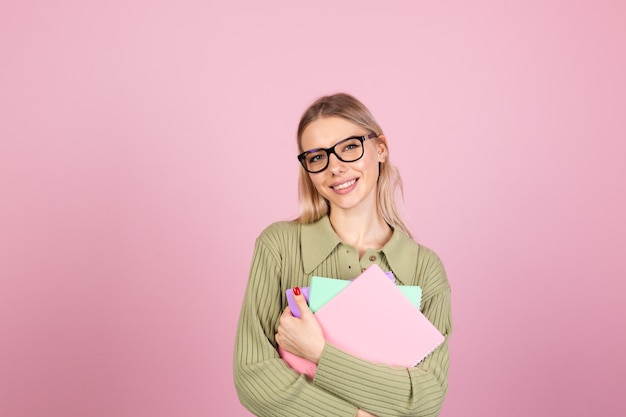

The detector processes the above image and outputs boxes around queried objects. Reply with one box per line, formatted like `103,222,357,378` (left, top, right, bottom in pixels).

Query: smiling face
300,116,387,215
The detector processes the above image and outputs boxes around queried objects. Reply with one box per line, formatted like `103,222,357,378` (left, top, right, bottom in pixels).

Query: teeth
334,179,356,190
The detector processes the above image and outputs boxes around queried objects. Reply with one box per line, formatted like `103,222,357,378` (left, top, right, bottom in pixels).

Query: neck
329,206,392,258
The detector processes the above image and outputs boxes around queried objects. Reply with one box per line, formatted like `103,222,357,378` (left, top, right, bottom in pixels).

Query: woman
234,93,452,417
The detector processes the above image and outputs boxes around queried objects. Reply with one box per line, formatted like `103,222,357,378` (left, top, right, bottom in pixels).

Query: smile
332,179,357,190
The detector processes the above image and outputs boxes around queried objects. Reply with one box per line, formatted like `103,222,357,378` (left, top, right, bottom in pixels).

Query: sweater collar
301,216,341,274
301,216,418,285
380,225,419,285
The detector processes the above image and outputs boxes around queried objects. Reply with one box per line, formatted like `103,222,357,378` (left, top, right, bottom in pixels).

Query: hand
275,287,325,364
356,409,377,417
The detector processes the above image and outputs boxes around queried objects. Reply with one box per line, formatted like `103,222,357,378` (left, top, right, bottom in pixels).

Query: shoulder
416,243,444,269
389,229,443,269
256,220,302,247
415,242,450,295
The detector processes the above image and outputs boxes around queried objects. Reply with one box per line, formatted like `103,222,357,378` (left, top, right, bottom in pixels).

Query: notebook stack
279,264,444,379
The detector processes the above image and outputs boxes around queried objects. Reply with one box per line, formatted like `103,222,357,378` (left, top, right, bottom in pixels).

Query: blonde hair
295,92,413,238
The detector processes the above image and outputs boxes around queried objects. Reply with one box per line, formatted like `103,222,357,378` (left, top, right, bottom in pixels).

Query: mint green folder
309,275,422,313
309,277,351,313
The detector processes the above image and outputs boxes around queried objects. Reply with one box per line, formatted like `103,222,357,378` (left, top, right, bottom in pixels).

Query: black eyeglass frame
297,132,379,173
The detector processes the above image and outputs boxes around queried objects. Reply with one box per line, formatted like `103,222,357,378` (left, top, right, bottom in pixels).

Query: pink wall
1,1,625,416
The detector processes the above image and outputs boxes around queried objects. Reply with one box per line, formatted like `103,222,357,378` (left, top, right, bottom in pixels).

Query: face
300,116,387,214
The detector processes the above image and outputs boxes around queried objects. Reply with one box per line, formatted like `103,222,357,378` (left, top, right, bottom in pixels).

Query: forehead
300,116,367,150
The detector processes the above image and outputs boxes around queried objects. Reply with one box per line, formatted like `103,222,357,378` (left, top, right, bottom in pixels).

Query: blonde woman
234,93,452,417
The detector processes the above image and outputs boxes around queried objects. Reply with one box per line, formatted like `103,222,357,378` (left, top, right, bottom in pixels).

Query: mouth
331,178,357,190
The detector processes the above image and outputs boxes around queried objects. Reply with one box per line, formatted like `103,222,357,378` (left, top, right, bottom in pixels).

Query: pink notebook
279,264,444,379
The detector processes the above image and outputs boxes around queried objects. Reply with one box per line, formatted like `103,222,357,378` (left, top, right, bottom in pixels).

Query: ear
376,135,388,162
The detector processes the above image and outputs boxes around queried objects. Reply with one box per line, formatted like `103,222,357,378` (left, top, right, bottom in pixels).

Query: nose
327,152,346,174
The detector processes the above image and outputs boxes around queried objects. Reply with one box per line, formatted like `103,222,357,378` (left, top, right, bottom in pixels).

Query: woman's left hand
275,288,326,364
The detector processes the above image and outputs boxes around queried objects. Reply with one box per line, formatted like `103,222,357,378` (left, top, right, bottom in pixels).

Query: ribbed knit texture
234,217,452,417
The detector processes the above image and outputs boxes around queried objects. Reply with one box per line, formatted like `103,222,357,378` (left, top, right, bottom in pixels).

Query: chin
328,198,364,211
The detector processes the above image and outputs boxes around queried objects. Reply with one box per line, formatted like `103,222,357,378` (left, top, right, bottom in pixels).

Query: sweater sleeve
233,234,359,417
312,251,452,417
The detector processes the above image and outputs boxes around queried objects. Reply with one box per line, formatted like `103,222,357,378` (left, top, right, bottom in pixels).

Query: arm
311,253,452,417
233,236,360,417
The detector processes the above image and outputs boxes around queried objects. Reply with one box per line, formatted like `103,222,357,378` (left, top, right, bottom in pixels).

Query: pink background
1,1,625,416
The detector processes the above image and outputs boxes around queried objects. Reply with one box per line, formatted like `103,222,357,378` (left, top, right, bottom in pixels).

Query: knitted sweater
234,216,452,417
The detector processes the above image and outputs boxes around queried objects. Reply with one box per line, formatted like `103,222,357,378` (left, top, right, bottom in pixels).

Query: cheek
309,174,326,192
356,155,379,175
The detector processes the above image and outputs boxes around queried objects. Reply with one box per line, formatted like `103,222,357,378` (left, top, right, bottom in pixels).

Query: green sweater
234,216,452,417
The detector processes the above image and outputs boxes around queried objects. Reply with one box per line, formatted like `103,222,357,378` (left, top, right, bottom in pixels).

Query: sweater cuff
313,343,362,390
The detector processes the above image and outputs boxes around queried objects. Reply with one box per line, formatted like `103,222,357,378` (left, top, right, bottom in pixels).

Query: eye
340,138,362,153
307,153,326,164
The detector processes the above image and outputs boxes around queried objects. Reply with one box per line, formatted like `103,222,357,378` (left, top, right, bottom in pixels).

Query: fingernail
293,287,301,296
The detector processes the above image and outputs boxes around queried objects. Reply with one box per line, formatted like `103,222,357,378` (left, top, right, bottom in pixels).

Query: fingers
292,287,312,317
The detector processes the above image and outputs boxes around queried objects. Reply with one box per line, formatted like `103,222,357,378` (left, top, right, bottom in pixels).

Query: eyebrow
302,134,365,153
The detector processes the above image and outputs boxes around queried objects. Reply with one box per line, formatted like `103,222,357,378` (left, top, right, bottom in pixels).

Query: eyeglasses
297,133,378,173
